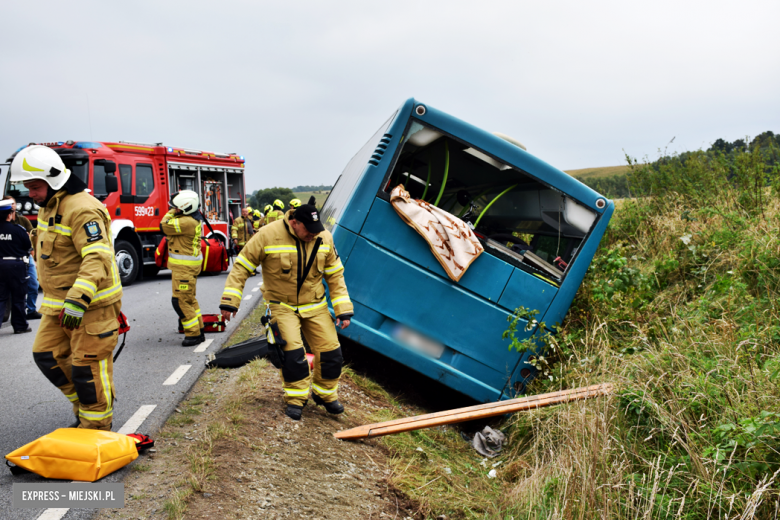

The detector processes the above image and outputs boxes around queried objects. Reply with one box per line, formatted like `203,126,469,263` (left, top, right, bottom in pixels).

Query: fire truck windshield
69,158,89,185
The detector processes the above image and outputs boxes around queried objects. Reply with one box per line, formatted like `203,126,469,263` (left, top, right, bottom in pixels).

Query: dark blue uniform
0,220,32,333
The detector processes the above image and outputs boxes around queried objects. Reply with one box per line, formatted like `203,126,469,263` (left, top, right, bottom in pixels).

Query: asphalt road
0,266,263,520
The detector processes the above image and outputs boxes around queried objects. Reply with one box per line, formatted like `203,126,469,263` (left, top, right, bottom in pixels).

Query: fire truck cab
6,141,247,285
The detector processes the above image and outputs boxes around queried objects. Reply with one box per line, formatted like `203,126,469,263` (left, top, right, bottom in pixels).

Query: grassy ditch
379,146,780,518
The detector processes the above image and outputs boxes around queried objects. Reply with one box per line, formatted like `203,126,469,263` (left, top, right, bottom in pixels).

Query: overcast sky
2,1,778,192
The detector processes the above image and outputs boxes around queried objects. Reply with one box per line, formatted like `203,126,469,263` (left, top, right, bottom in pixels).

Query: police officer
11,145,123,430
219,204,353,420
264,199,285,224
4,196,41,319
161,190,205,347
230,206,254,252
0,199,32,334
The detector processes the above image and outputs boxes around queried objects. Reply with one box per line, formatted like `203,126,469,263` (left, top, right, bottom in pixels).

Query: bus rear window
382,120,597,280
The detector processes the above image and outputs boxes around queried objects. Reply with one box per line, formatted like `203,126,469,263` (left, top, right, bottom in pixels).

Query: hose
474,184,518,229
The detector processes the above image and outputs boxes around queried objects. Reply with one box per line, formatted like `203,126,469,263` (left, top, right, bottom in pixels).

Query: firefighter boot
182,334,205,347
285,404,304,421
312,393,344,414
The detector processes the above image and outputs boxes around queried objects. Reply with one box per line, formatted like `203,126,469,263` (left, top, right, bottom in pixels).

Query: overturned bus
322,98,614,403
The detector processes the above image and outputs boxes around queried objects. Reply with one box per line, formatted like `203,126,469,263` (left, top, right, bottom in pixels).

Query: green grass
293,190,331,209
564,164,631,180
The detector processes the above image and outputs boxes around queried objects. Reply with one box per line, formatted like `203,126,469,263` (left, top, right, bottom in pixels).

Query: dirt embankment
95,356,419,520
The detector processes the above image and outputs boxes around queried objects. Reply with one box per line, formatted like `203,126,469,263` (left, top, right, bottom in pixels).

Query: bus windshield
381,120,597,281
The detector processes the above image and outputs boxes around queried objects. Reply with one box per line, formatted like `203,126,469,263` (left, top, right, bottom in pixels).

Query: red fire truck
5,140,247,285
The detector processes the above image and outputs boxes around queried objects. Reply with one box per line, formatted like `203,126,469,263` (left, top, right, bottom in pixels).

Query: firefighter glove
59,301,86,330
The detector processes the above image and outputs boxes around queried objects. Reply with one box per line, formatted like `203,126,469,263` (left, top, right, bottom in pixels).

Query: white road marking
193,338,213,353
163,365,192,386
257,281,262,286
38,508,69,520
251,287,260,292
243,295,253,300
37,405,158,520
117,404,158,435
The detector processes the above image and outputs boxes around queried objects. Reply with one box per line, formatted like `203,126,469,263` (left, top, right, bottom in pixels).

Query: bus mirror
105,174,119,194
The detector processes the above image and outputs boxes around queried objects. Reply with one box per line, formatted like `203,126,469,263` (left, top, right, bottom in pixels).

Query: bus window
381,120,596,281
321,111,398,231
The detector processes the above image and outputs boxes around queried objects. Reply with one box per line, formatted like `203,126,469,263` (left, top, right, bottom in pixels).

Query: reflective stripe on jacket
231,216,253,246
221,213,353,318
160,210,203,265
35,190,122,315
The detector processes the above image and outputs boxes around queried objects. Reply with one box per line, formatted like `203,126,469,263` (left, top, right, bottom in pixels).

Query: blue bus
322,99,613,403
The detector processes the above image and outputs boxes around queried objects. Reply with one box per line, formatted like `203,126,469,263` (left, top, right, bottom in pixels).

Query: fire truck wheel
115,240,140,286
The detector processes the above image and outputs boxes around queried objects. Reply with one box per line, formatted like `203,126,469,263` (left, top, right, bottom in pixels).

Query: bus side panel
338,100,414,234
331,224,359,267
344,237,530,396
497,268,558,312
540,201,615,328
340,301,506,402
360,198,514,303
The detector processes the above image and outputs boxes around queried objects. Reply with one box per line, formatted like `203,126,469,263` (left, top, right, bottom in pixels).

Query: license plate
393,325,445,359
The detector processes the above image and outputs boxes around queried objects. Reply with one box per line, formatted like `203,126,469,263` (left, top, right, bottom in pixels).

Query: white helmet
10,145,71,190
172,190,200,215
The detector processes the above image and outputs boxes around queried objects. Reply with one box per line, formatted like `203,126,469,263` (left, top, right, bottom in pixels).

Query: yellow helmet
264,204,273,213
289,198,302,209
253,209,262,218
273,199,284,210
246,205,253,212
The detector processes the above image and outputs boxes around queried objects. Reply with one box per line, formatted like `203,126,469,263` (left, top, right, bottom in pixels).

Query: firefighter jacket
230,216,253,247
264,209,284,224
220,213,353,319
34,189,122,317
160,210,203,267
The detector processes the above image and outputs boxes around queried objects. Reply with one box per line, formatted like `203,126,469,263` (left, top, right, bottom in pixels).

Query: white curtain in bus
390,184,483,282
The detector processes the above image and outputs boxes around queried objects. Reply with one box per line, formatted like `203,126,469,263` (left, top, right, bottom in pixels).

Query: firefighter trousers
171,265,203,337
271,304,343,407
32,301,121,431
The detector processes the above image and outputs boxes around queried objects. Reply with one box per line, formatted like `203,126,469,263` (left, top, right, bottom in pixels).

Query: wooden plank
334,383,612,440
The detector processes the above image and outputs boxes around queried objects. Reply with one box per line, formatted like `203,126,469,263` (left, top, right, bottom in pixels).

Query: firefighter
264,199,285,224
0,199,32,334
11,145,123,431
253,209,264,231
289,198,301,211
230,206,253,252
161,190,205,347
219,204,353,421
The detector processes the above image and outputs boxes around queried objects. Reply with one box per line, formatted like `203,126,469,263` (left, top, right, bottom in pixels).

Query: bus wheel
115,240,139,286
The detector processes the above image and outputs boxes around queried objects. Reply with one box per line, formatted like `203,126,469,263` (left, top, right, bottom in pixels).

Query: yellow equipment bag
5,428,139,482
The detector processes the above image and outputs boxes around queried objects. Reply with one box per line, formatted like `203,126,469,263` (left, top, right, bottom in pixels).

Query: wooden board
334,383,613,440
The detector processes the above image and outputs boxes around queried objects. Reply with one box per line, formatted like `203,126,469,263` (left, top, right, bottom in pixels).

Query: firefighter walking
11,145,123,431
161,190,205,347
230,206,253,253
219,204,353,420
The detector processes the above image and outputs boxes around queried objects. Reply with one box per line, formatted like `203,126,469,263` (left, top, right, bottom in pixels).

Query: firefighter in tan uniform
230,206,253,252
264,199,285,224
161,190,205,347
252,209,264,231
11,145,123,431
219,204,353,420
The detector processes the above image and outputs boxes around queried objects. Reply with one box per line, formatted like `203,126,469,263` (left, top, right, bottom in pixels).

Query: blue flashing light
73,141,103,149
240,156,245,161
57,142,64,146
167,147,173,153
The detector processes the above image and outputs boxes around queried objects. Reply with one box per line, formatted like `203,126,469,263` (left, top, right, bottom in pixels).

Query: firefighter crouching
219,204,353,421
161,190,205,347
230,206,254,253
0,198,32,334
11,145,123,431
